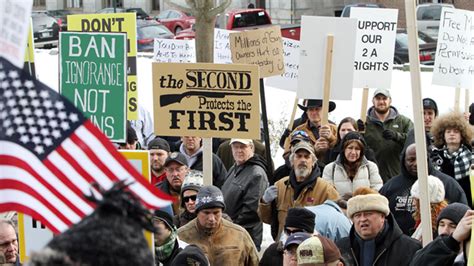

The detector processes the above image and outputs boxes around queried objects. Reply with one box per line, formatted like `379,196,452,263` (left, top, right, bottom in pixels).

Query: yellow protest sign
119,150,154,250
230,25,285,78
67,13,138,120
24,19,35,77
153,62,260,139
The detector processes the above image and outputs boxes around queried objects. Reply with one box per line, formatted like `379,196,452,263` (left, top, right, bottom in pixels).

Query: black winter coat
221,154,269,249
336,214,421,266
379,146,468,235
409,235,464,266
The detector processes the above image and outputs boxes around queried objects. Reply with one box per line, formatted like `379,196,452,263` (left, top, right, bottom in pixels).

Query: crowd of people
2,88,474,265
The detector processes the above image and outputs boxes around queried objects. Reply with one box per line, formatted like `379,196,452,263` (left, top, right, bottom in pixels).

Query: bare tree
165,0,232,63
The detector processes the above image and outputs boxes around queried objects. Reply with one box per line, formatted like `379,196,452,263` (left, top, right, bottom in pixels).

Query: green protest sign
59,32,127,142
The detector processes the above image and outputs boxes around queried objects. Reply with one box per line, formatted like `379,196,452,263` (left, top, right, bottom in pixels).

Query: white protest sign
214,28,233,64
265,38,300,91
153,38,196,63
432,8,474,89
297,16,357,100
0,0,33,68
351,7,398,88
18,213,54,262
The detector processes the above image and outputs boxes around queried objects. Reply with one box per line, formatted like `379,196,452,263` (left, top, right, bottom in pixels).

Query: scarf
443,145,472,180
289,167,319,200
355,221,389,266
155,229,177,262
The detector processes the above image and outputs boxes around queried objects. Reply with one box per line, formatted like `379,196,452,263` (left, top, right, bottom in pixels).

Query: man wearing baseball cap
404,97,439,152
336,193,421,265
297,235,343,266
157,152,189,215
178,185,259,265
363,88,413,181
221,139,268,251
259,141,339,240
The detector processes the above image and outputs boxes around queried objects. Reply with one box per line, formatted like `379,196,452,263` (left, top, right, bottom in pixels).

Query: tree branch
164,0,194,14
209,0,231,17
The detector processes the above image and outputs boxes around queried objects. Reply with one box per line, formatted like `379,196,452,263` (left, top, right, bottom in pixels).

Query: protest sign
265,37,300,91
18,213,53,263
68,13,139,120
0,0,33,68
432,8,474,89
119,150,154,250
230,25,284,78
59,32,127,142
214,28,233,64
298,16,357,100
154,39,196,63
24,19,36,77
152,63,260,138
351,7,398,88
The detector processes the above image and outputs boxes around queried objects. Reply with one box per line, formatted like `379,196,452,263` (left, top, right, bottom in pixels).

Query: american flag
0,57,173,233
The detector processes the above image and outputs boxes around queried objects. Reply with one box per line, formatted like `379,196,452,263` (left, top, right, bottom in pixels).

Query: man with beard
0,220,19,264
178,185,259,265
157,152,189,215
379,143,467,235
259,141,339,240
363,88,413,181
148,137,170,185
179,136,227,188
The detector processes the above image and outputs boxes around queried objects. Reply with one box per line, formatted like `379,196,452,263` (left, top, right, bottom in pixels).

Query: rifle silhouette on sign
160,90,252,107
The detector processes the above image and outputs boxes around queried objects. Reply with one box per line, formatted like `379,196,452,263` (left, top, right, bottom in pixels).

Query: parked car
216,8,272,30
416,3,454,40
174,24,195,40
47,9,72,31
155,9,195,34
31,12,60,48
96,7,151,20
137,20,174,52
280,24,300,40
394,29,437,65
341,3,385,17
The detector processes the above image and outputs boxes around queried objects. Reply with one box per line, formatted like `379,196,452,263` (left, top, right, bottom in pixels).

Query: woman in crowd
431,111,474,207
173,170,203,228
410,175,448,241
326,117,377,164
322,131,383,195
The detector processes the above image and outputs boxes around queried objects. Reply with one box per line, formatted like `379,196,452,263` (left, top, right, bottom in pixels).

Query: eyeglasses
166,166,186,173
285,228,304,235
183,195,197,203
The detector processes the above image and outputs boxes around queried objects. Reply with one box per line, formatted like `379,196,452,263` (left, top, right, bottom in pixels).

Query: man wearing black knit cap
178,185,258,265
260,207,316,266
404,97,439,150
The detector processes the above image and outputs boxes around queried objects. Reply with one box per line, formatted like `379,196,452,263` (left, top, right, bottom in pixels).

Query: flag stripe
47,151,99,202
0,179,73,226
1,153,89,217
0,203,61,233
59,138,114,189
43,159,94,212
82,122,174,205
0,165,80,224
0,141,93,215
0,190,67,232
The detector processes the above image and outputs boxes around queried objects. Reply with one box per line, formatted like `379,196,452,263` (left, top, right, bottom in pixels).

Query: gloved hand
262,185,278,203
357,119,365,132
382,129,399,141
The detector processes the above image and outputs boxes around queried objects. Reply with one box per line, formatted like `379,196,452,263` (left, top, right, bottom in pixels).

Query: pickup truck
416,3,454,40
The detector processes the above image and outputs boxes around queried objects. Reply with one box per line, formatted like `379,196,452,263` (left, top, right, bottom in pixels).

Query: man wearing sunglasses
173,170,203,228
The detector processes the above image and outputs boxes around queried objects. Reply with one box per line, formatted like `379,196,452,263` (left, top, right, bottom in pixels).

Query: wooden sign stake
322,34,334,125
360,87,369,122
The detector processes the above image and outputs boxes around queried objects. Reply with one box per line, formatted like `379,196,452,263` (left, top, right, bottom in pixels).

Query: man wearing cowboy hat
283,99,338,164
